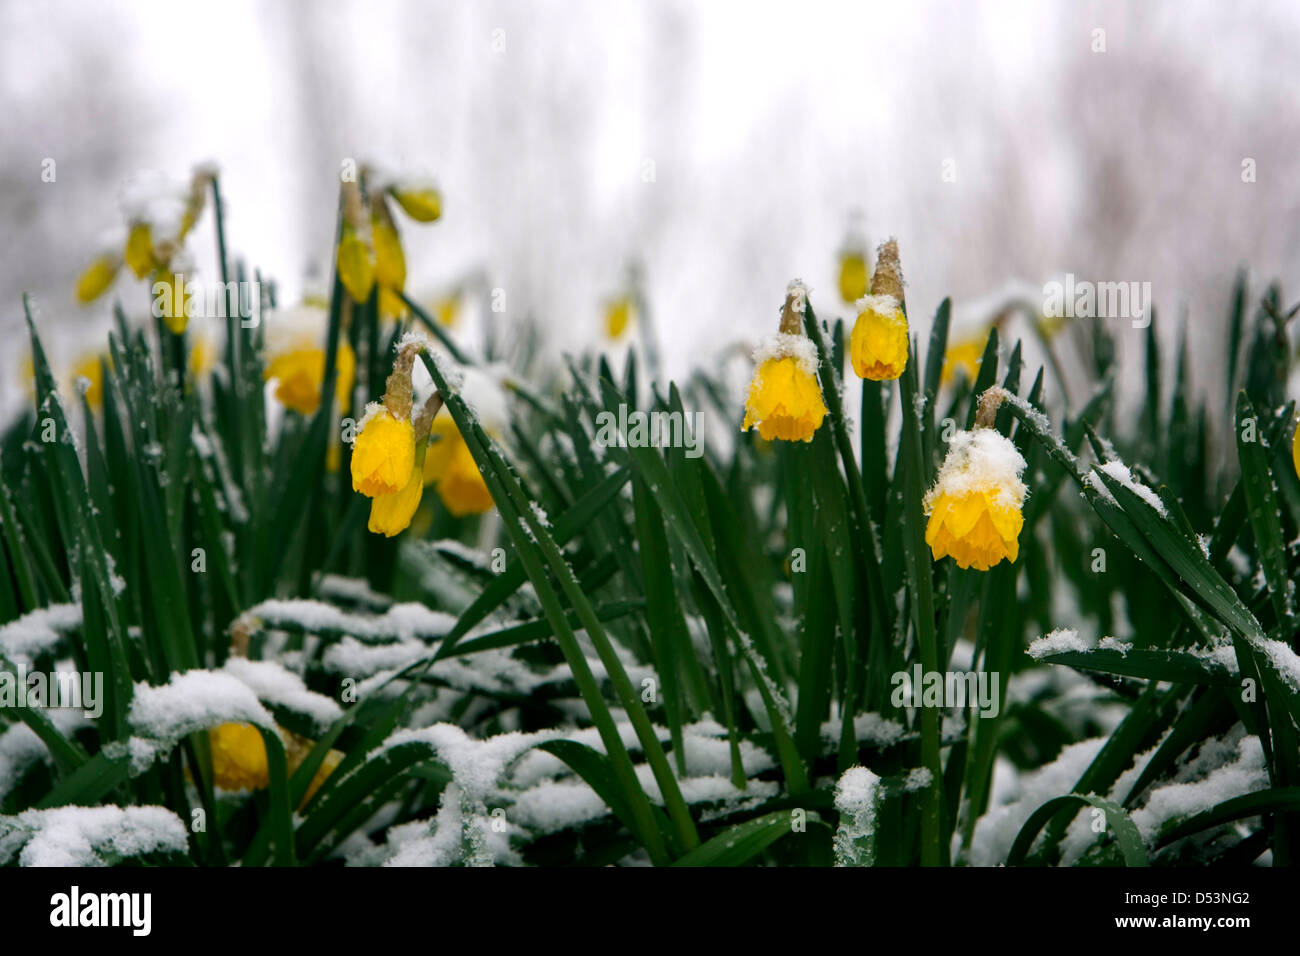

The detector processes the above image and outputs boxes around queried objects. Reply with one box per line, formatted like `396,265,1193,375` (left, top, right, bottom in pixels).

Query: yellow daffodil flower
941,334,986,386
209,722,343,807
435,294,461,329
604,296,633,340
264,341,356,416
370,453,427,536
390,185,442,222
209,722,271,791
71,354,108,410
849,239,908,381
924,425,1027,571
742,283,827,443
75,255,121,304
336,224,375,304
423,417,494,516
838,250,870,304
124,222,157,279
351,405,416,497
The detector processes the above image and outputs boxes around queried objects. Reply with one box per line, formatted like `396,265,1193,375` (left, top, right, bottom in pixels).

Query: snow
1130,734,1267,843
316,573,391,609
127,669,273,772
904,767,934,791
236,598,455,643
923,427,1028,513
1027,628,1089,659
833,766,881,866
854,292,900,317
1086,459,1167,516
1256,637,1300,694
819,710,906,748
221,657,342,732
751,332,818,376
964,736,1107,866
0,603,82,667
1098,636,1133,656
0,805,188,867
0,709,89,801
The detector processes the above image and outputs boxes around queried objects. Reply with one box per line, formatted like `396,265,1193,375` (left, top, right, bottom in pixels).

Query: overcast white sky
2,0,1298,417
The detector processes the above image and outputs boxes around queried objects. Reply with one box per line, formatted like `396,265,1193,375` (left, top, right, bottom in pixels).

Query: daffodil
70,354,109,410
265,341,356,416
372,202,408,320
336,223,376,304
370,452,427,535
124,222,158,279
434,293,461,328
155,270,191,334
1293,418,1300,483
941,334,986,386
209,722,343,806
75,168,210,307
390,183,442,222
209,722,270,791
350,405,416,497
76,255,121,304
604,296,633,340
838,250,870,304
849,239,908,381
742,281,827,443
423,418,493,516
189,331,217,379
924,416,1027,571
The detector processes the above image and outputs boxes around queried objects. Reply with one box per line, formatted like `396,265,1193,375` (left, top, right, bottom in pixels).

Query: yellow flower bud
604,297,633,340
423,418,494,516
923,427,1027,571
390,186,442,222
76,255,120,304
838,251,870,304
124,223,157,279
372,216,406,291
850,295,908,381
849,238,909,381
351,406,416,497
337,225,375,303
742,352,828,443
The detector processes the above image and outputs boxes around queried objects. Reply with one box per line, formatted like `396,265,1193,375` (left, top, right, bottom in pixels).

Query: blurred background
1,0,1298,424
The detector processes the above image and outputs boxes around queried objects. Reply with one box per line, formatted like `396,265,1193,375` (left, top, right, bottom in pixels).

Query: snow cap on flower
923,425,1028,571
